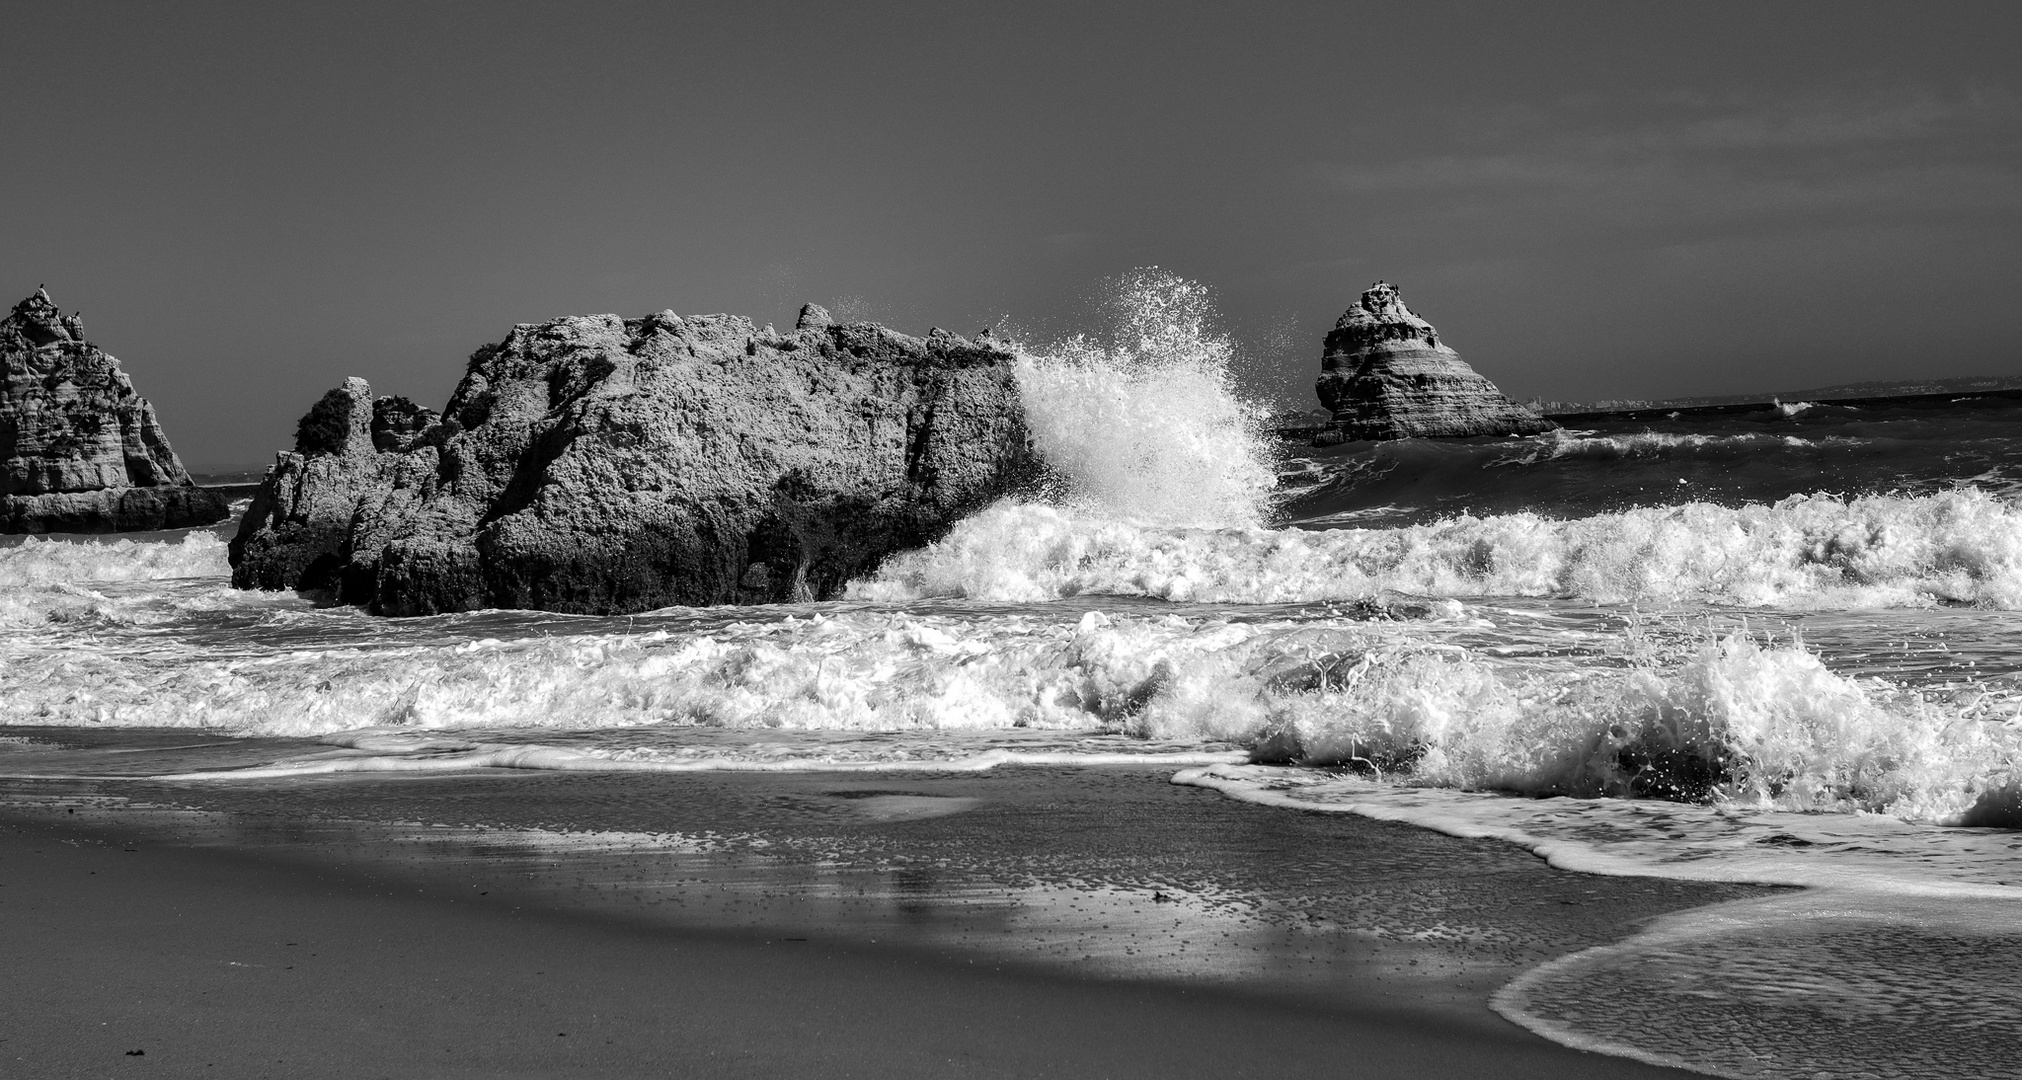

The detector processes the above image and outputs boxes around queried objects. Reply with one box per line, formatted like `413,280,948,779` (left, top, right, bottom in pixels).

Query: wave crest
854,490,2022,608
1225,633,2022,822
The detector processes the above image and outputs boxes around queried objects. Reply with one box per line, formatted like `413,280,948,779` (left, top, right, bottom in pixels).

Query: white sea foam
854,489,2022,608
1201,633,2022,824
1171,765,2022,894
161,739,1243,781
1497,892,2022,1080
0,607,1290,737
0,533,235,628
2,273,2018,833
1012,268,1278,528
9,577,2018,827
1493,427,1837,464
0,532,228,588
1171,763,2022,1077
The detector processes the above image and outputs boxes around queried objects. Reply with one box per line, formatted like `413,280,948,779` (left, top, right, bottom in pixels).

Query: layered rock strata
230,304,1033,615
1315,282,1554,440
0,289,228,533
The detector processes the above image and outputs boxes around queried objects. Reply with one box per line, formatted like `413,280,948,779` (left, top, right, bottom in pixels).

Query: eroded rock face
1315,282,1554,441
229,304,1033,615
0,289,228,533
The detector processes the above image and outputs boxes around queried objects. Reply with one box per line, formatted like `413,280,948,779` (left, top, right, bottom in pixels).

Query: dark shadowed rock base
1316,282,1555,441
1,485,229,534
231,304,1033,615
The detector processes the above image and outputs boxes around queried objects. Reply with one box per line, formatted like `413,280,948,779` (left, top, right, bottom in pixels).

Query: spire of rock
0,288,228,532
796,303,834,331
1315,282,1555,441
9,287,81,347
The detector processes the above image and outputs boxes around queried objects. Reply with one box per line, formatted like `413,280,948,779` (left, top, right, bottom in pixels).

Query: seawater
6,271,2022,1078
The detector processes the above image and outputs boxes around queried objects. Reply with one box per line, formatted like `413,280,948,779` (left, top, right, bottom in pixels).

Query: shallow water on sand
0,759,1772,1026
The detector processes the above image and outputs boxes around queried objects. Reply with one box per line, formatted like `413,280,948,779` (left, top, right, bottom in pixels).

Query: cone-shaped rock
230,308,1033,615
1316,282,1554,440
0,289,228,533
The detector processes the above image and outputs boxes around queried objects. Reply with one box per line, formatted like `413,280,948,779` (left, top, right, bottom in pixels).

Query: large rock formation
0,289,229,533
230,305,1033,615
1315,282,1554,440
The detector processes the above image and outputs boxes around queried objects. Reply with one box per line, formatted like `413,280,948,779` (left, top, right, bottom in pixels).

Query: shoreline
0,763,1759,1078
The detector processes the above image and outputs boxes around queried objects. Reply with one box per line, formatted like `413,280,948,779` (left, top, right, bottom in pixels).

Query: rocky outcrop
1315,282,1555,441
0,289,228,533
229,304,1034,615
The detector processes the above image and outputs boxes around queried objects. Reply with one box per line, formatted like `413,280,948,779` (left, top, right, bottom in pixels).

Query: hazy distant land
1531,374,2022,416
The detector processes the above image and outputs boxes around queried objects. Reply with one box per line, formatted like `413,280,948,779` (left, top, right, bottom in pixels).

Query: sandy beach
0,757,1761,1078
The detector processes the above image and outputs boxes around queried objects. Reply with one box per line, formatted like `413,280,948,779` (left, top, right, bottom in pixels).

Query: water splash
1011,269,1277,529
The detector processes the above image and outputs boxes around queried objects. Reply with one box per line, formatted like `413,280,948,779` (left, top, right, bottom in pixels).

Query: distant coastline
1528,374,2022,418
186,467,268,486
1277,375,2022,439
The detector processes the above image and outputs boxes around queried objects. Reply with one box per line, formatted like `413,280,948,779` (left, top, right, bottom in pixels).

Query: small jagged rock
230,308,1033,615
1315,282,1555,440
0,289,228,533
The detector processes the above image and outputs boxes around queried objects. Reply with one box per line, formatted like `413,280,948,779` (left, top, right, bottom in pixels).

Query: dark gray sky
5,1,2018,467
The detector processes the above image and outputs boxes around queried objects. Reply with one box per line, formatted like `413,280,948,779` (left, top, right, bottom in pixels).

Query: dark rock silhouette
0,289,228,533
230,304,1033,615
1315,282,1554,441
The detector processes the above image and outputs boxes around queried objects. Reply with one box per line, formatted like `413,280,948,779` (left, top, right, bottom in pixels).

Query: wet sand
0,757,1762,1078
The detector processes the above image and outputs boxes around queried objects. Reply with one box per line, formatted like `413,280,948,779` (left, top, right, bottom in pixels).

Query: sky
4,0,2018,468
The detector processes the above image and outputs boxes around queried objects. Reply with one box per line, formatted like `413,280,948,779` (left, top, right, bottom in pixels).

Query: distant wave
1499,428,1836,463
854,491,2022,608
1279,410,2022,527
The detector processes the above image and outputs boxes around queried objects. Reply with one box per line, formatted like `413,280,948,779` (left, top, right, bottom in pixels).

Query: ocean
6,280,2022,1078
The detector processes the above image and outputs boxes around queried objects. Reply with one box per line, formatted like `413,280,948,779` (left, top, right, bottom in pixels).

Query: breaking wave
1217,632,2022,826
0,532,228,587
1012,268,1277,528
854,490,2022,608
0,533,234,628
8,266,2022,830
6,578,2019,825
